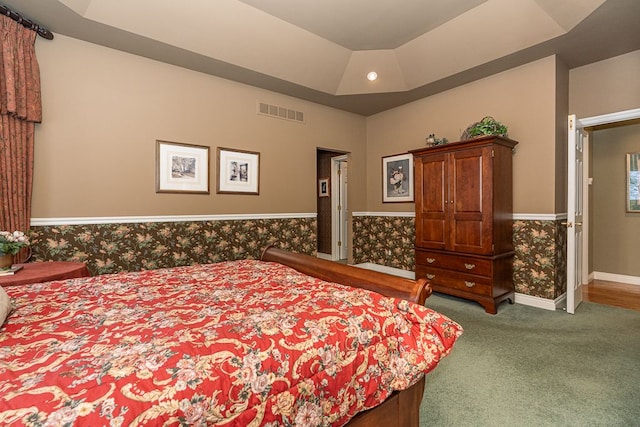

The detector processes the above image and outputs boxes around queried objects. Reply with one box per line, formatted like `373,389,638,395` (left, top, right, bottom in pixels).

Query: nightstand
0,261,90,287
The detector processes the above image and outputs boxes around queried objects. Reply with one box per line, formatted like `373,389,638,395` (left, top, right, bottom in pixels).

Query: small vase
0,253,14,270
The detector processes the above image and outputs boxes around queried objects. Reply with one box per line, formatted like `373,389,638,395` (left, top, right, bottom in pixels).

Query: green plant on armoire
461,116,508,140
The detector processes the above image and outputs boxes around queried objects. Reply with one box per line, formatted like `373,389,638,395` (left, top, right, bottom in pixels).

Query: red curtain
0,16,42,262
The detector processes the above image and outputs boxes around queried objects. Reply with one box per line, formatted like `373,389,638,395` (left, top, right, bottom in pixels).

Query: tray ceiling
3,0,640,115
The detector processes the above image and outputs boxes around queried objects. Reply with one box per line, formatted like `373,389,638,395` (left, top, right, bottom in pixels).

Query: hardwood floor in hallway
583,280,640,312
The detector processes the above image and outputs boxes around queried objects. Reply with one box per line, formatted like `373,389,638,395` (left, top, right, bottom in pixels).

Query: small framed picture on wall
382,153,414,203
216,147,260,195
627,152,640,212
156,140,210,194
318,177,330,197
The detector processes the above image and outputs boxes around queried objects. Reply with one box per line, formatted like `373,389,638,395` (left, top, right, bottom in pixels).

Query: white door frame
331,155,348,260
568,108,640,309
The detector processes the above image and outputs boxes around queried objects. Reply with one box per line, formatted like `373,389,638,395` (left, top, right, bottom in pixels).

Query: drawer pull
464,281,476,288
426,274,436,280
465,263,476,270
426,258,435,264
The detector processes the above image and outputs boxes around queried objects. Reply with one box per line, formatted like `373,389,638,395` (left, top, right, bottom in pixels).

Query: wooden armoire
410,135,518,314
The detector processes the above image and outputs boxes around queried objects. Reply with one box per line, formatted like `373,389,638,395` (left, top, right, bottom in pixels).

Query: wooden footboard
347,377,425,427
260,247,431,426
260,246,431,305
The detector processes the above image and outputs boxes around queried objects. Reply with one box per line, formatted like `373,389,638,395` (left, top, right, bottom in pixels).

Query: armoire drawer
415,250,492,276
416,266,492,297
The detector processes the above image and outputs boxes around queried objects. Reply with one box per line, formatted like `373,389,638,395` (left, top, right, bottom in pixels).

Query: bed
0,247,462,426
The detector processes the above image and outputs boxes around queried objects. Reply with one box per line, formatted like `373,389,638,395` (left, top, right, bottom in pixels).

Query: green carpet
420,294,640,427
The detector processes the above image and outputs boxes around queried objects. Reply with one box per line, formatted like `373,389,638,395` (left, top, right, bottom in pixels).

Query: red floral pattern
1,260,461,426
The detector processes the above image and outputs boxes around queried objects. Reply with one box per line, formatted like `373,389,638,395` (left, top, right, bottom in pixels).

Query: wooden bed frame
261,247,432,427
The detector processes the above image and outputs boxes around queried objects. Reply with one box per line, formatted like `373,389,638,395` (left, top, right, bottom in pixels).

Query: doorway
570,109,640,296
316,149,349,261
589,118,640,283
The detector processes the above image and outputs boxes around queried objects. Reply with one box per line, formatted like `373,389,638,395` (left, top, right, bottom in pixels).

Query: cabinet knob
426,258,435,264
465,263,475,270
464,281,476,288
426,274,435,280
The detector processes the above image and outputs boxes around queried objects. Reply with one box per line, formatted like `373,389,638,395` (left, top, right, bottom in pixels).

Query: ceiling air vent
257,101,305,124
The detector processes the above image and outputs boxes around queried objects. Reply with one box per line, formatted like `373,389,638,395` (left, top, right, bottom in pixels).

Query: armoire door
448,146,493,254
415,152,448,250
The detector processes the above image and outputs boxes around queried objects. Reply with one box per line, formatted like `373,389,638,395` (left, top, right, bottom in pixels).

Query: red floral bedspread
1,260,462,426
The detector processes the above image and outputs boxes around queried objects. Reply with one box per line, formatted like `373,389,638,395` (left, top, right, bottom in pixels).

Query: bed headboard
261,246,431,306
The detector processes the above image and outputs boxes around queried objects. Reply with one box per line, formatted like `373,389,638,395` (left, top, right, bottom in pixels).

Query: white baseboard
592,271,640,286
515,293,562,311
316,252,333,261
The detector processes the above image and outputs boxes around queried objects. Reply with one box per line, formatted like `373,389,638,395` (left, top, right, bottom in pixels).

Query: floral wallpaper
513,220,566,299
353,215,567,300
29,218,316,276
29,215,566,300
352,216,415,271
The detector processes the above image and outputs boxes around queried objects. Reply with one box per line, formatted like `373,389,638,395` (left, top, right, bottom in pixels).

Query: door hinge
338,241,342,247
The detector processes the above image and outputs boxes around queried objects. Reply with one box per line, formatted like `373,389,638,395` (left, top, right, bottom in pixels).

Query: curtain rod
0,4,54,40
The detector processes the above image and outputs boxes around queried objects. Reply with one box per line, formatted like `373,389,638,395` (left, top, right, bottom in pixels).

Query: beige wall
569,50,640,118
592,123,640,277
366,56,560,214
31,34,640,225
32,35,367,218
554,58,569,213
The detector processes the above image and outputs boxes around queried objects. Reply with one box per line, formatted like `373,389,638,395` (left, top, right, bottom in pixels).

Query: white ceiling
236,0,488,50
3,0,640,115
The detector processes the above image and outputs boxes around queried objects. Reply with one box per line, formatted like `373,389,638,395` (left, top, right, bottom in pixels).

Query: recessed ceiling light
367,71,378,81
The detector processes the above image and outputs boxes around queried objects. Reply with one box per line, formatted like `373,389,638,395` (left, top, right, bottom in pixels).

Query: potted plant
0,230,29,269
461,116,508,140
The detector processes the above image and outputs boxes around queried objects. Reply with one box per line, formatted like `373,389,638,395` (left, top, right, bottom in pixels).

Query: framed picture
318,177,330,197
217,147,260,194
626,152,640,212
382,153,414,203
156,140,210,194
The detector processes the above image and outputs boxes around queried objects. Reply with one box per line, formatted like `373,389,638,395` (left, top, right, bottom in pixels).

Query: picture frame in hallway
318,177,330,197
156,140,210,194
216,147,260,195
382,153,413,203
626,152,640,212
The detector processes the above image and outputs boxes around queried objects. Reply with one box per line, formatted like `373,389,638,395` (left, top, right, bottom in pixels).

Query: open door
332,155,348,260
566,115,587,314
